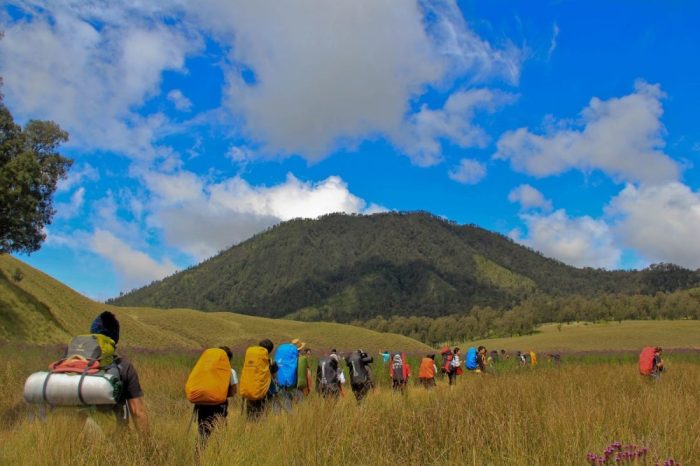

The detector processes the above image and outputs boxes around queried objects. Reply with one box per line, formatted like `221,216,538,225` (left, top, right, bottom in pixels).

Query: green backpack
296,355,309,389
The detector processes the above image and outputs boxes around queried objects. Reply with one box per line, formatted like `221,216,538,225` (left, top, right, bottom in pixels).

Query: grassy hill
111,212,700,322
0,254,430,353
467,320,700,352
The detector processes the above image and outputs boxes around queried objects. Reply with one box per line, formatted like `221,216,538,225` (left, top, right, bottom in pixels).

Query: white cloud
57,164,100,193
0,4,200,159
508,184,552,211
396,88,513,166
608,182,700,269
56,187,85,219
494,81,679,184
89,229,177,289
511,209,621,269
448,159,487,185
189,0,523,161
167,89,193,112
141,170,386,259
547,23,559,60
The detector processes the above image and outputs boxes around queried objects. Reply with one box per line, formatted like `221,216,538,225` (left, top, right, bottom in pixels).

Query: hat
90,311,120,344
291,338,306,351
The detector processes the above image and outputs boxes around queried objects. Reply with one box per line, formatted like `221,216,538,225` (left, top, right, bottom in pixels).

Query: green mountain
111,212,700,322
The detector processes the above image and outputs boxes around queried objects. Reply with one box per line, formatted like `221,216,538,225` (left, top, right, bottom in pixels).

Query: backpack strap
76,358,96,406
41,372,53,406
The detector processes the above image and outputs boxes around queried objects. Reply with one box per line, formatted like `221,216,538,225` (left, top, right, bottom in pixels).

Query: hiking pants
420,378,436,389
196,403,228,440
351,381,372,402
448,371,457,385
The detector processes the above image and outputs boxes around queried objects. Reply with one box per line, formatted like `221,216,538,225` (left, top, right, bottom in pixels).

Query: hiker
90,311,149,433
240,339,278,420
418,354,438,389
297,348,313,397
448,348,462,385
500,349,509,360
639,346,664,379
439,347,452,379
317,352,341,398
391,352,411,393
275,339,306,408
476,346,488,372
381,350,391,364
186,346,237,446
529,350,538,367
516,351,527,366
489,350,499,366
346,349,374,402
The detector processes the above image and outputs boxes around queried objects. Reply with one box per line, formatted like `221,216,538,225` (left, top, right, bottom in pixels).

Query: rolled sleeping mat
24,371,121,406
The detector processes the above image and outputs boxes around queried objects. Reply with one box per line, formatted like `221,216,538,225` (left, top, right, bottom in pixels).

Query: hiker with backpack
346,349,374,402
418,354,438,389
23,311,149,434
448,348,462,385
390,352,411,393
185,346,238,446
317,352,342,398
297,347,313,397
639,346,664,379
274,339,306,409
240,339,278,420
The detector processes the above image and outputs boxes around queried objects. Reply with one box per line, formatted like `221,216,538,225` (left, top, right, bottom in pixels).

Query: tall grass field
1,344,698,465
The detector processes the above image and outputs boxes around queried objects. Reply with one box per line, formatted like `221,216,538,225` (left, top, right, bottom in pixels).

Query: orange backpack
239,346,272,401
185,348,231,405
639,347,656,376
419,358,436,379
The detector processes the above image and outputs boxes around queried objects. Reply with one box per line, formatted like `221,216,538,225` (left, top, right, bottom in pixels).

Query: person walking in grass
242,339,278,420
346,349,374,402
476,346,488,373
317,352,342,398
448,348,462,385
418,354,438,389
90,311,149,434
391,352,411,393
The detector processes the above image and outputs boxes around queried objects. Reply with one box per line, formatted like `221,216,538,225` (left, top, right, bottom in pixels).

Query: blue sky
2,1,699,300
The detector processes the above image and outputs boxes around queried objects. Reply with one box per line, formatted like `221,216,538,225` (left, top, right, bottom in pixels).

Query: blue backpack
274,343,299,388
466,348,478,370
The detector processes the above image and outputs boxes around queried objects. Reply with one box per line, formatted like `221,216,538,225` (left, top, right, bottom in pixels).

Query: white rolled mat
24,371,120,406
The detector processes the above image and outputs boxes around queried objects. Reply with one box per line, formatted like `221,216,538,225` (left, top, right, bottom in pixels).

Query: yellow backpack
185,348,232,405
239,346,271,401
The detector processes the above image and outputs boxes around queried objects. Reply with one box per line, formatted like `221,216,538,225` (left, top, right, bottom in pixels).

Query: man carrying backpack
346,349,374,402
391,352,411,393
186,346,238,446
90,311,149,433
240,339,278,420
418,354,437,389
316,352,341,398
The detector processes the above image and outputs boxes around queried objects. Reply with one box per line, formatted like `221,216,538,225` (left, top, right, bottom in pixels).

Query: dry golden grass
1,345,698,465
468,320,700,352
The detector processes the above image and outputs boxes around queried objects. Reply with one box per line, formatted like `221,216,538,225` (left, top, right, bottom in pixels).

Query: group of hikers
23,310,667,453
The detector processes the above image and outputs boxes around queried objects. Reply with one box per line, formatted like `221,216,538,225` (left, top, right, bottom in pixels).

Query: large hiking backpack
274,343,299,388
391,353,406,382
316,356,338,389
419,357,435,379
24,334,122,406
347,352,370,385
466,348,478,370
440,347,452,374
239,346,272,401
639,347,656,376
185,348,231,405
296,355,310,389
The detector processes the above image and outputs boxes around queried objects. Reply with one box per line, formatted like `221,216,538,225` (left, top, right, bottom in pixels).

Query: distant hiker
529,350,538,367
381,350,391,364
317,352,341,398
440,347,452,379
547,353,562,366
500,349,509,360
240,339,277,420
297,347,312,397
185,346,237,447
448,348,462,385
523,351,531,365
516,351,527,366
639,346,664,379
466,347,479,372
346,350,374,402
418,354,437,389
489,350,499,366
391,352,411,393
477,346,488,372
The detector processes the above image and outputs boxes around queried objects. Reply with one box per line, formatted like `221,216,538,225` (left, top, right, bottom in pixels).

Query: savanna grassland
1,345,698,466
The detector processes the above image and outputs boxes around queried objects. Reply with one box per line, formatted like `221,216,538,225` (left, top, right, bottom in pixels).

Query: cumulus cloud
139,170,385,259
167,89,193,112
0,3,200,159
396,88,513,166
189,0,523,162
608,182,700,269
57,163,100,193
495,81,679,184
89,229,177,289
56,187,86,220
511,209,621,269
448,159,487,185
508,184,552,211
